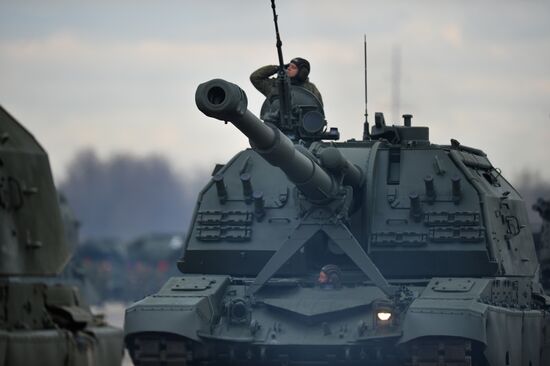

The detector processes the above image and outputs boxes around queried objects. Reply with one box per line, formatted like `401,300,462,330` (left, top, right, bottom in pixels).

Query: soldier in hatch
250,57,324,105
318,264,342,289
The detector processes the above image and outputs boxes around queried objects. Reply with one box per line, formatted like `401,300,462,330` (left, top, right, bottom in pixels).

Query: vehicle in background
0,105,124,366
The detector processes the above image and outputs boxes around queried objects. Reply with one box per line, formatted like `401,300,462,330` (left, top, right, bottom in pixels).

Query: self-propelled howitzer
0,105,124,366
125,77,550,366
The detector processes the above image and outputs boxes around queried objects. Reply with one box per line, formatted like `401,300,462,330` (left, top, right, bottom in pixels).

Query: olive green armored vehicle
125,4,550,360
125,70,550,364
0,105,124,366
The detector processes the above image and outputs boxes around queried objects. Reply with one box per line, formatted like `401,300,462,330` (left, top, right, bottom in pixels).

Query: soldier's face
287,63,298,78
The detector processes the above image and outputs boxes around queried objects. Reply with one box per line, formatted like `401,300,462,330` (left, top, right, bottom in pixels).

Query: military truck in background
66,232,184,304
0,105,124,366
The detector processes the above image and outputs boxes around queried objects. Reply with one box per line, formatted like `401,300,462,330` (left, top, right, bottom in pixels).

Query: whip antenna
270,0,291,129
271,0,285,70
362,35,370,140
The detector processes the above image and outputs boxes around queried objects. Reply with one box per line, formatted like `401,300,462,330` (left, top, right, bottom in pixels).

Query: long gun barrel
196,79,339,202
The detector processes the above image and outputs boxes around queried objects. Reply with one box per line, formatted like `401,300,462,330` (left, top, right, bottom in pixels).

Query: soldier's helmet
318,264,342,288
289,57,310,82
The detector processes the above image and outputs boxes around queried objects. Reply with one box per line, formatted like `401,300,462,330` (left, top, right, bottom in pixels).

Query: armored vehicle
0,105,124,366
125,6,550,359
124,70,550,365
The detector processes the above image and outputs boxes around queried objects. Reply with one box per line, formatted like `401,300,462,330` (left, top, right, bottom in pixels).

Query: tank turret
194,79,395,298
0,106,71,275
0,105,124,366
196,78,362,203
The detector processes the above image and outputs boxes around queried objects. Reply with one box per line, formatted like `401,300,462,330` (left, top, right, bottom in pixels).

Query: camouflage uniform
250,65,324,106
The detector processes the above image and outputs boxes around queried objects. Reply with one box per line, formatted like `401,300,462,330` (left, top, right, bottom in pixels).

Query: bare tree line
59,149,208,241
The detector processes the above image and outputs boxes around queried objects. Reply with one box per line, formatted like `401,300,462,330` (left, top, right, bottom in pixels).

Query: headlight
376,311,392,321
373,300,394,326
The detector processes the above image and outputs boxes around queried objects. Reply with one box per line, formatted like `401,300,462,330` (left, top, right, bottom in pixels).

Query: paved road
92,302,133,366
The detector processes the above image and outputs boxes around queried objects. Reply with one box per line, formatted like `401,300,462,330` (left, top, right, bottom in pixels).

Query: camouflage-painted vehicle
0,105,124,366
124,69,550,365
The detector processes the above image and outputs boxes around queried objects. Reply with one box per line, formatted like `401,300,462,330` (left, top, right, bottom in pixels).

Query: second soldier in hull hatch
250,57,323,106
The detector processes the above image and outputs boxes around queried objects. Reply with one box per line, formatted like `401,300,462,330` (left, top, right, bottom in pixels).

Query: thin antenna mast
270,0,291,129
271,0,285,69
362,35,370,140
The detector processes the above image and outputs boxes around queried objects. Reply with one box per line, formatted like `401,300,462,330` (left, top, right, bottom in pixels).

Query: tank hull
125,275,550,366
0,327,123,366
0,280,124,366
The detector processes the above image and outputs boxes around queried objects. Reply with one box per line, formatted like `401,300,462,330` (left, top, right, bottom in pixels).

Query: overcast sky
1,0,549,184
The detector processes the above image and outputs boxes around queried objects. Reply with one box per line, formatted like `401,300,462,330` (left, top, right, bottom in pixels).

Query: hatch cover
432,278,474,292
172,277,216,291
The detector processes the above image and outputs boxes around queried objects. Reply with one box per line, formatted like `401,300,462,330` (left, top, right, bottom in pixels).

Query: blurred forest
59,149,207,241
